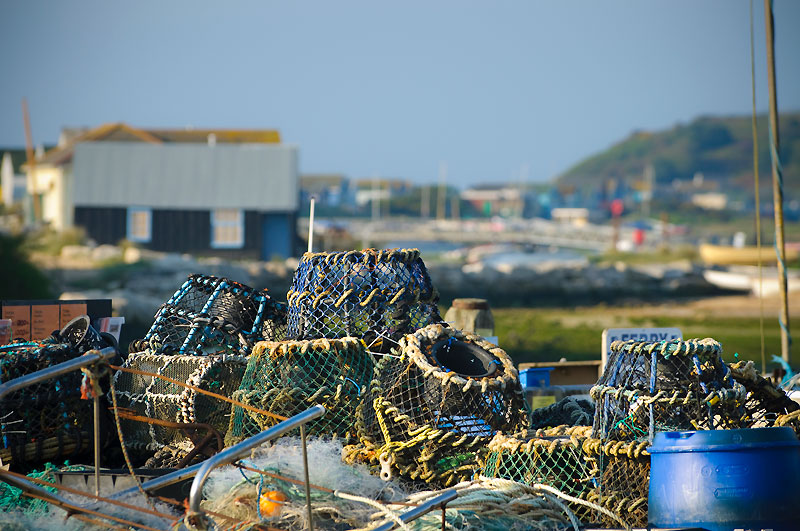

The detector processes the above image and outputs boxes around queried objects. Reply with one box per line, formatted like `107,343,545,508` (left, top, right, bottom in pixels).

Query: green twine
0,463,60,515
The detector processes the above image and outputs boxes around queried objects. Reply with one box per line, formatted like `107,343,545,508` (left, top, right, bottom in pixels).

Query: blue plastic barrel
648,427,800,531
519,367,553,388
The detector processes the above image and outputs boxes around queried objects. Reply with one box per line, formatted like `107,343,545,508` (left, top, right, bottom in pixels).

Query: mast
764,0,791,363
21,98,39,223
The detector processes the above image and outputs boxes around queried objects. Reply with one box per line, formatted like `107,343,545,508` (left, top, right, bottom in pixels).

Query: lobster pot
0,341,92,469
112,352,247,451
584,437,651,528
226,337,374,445
352,324,528,486
591,338,746,441
134,274,287,356
285,249,440,350
483,427,595,521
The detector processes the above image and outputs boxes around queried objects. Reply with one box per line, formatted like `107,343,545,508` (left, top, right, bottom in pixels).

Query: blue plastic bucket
519,367,553,388
648,427,800,531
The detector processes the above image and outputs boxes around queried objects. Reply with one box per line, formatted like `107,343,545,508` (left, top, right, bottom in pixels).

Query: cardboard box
0,299,112,342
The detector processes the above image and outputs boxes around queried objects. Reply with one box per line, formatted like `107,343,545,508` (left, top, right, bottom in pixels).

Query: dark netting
0,340,92,470
345,324,528,487
728,360,800,428
111,352,247,451
226,337,375,445
285,249,441,351
529,396,595,430
482,426,650,528
591,338,747,442
133,274,287,356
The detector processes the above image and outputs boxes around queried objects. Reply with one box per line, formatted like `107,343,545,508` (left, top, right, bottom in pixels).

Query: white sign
601,327,682,374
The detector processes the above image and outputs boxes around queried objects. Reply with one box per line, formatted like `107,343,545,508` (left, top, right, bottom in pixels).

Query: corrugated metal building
30,124,299,259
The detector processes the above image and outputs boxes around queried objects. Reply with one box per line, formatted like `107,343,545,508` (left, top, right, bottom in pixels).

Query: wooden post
764,0,791,363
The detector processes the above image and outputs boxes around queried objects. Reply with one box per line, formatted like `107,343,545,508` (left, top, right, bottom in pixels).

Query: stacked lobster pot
592,338,747,440
229,249,439,450
0,316,117,470
347,323,528,487
226,337,374,446
586,337,747,527
285,249,441,351
113,274,287,459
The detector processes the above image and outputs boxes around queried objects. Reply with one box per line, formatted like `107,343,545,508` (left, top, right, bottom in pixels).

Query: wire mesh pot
349,323,528,486
0,340,92,469
285,249,441,351
133,274,287,356
111,351,248,451
591,338,747,442
226,337,375,445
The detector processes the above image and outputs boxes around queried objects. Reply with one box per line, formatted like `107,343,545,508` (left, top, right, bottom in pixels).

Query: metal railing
0,346,117,496
110,404,326,529
187,404,325,515
372,489,458,531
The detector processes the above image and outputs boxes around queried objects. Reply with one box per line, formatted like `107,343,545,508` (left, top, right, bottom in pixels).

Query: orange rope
110,364,288,421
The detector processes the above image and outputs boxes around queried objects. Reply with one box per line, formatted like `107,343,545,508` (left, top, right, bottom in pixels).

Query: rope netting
226,337,376,445
592,338,747,441
111,352,248,452
345,324,528,487
133,274,287,356
482,425,649,528
286,249,441,351
0,340,94,470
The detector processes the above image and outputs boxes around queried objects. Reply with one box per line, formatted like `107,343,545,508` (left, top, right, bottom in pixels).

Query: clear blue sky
2,0,798,187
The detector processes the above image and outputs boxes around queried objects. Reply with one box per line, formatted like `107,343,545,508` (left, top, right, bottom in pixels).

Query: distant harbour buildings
15,123,299,259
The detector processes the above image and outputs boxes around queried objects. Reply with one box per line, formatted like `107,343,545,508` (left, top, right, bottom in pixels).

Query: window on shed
127,207,152,243
211,208,244,248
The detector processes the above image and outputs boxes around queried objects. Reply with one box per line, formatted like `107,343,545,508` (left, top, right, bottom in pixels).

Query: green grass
494,305,786,370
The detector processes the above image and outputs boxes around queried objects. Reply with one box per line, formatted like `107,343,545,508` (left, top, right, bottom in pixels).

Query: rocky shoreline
41,245,727,332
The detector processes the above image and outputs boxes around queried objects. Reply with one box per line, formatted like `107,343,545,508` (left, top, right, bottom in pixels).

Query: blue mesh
286,249,440,350
137,274,287,356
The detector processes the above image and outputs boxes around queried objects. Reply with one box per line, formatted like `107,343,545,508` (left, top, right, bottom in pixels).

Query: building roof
300,174,348,188
36,122,282,167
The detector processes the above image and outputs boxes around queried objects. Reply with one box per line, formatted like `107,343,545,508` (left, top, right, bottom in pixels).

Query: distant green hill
557,113,800,193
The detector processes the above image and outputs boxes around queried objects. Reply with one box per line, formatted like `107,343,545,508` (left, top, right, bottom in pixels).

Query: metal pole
187,405,325,514
0,347,117,401
307,198,315,254
300,425,314,531
371,490,457,531
93,392,101,496
764,0,791,364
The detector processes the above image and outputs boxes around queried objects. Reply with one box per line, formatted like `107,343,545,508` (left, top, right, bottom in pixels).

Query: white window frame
126,206,152,243
211,208,244,249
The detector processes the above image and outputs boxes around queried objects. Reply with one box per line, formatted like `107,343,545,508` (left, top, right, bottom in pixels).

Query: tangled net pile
133,274,287,356
227,337,375,445
346,324,528,487
0,340,93,469
198,438,581,531
286,249,441,351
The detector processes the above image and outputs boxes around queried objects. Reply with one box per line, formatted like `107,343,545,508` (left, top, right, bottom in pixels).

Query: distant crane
21,98,39,223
